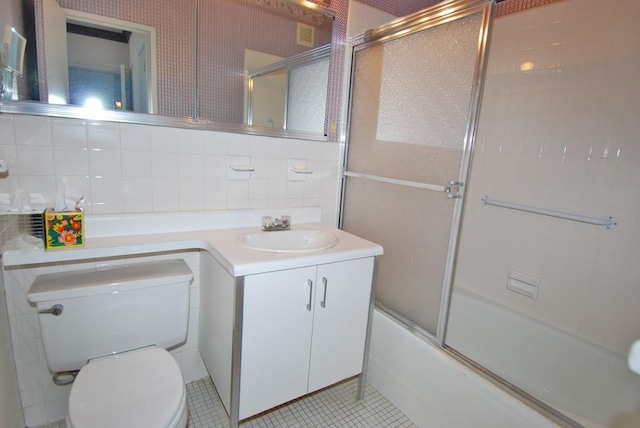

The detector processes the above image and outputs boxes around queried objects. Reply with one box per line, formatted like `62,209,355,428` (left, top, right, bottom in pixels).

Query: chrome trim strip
436,0,495,345
354,0,492,45
357,257,379,400
247,45,331,78
229,276,245,428
194,0,200,120
0,100,328,141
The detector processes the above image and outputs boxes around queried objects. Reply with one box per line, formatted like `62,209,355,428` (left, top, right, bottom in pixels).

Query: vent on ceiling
297,23,314,48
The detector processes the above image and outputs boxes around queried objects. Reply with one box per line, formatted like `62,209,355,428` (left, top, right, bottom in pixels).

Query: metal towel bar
481,196,618,229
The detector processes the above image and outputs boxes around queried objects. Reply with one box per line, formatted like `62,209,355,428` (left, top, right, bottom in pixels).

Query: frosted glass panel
343,178,454,333
287,59,329,134
347,13,482,186
343,12,485,336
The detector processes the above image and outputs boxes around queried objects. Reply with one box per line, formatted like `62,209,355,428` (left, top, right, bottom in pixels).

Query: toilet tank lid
28,260,193,303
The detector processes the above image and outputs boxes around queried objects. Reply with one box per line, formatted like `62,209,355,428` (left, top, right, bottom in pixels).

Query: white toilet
28,259,193,428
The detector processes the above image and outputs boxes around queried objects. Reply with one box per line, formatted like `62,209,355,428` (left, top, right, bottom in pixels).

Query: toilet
28,259,193,428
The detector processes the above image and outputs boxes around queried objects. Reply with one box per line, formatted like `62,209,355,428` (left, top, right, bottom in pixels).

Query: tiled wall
455,0,640,355
0,115,340,224
0,248,25,428
0,114,341,426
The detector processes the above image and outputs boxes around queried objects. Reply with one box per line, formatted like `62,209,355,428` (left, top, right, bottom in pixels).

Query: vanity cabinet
239,257,374,419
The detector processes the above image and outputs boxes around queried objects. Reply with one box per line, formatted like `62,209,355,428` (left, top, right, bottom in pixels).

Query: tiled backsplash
455,0,640,355
0,115,341,225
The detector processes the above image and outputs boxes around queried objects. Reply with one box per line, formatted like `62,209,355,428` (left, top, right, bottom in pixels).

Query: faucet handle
261,215,291,231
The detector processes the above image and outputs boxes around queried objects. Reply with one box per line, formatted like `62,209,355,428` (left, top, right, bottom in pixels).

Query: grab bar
481,196,618,229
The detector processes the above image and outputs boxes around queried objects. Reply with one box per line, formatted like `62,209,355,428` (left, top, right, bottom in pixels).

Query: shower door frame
338,0,495,345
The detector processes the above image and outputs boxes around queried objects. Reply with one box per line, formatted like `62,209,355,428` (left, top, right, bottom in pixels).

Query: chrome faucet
262,215,291,231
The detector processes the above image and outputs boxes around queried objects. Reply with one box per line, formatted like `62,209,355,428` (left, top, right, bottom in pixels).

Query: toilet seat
67,347,187,428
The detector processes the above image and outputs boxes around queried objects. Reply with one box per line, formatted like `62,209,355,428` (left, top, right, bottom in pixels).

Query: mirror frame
0,0,335,142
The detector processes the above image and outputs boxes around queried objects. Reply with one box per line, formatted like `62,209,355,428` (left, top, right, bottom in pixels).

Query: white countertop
2,222,383,277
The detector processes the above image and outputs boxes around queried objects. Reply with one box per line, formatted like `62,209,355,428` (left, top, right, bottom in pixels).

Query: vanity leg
229,277,245,428
357,258,378,401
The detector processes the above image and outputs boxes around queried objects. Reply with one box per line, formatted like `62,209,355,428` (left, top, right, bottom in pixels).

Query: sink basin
236,229,338,253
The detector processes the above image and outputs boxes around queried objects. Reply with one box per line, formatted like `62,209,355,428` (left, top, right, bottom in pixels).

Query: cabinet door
240,266,316,419
308,257,374,393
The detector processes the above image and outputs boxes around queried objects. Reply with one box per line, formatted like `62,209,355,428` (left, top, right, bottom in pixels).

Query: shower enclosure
341,0,492,342
341,0,640,426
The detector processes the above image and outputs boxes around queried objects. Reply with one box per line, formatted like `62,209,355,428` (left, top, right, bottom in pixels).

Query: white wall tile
227,133,250,156
51,118,86,148
152,152,180,177
14,116,51,146
204,131,228,154
120,124,151,151
87,121,120,151
150,126,179,152
179,177,204,201
122,177,153,203
179,153,204,178
16,146,55,176
88,149,122,177
456,0,640,357
53,147,89,176
178,129,204,154
122,150,152,177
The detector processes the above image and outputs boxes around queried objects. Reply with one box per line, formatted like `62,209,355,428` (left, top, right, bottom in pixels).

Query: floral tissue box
43,209,84,249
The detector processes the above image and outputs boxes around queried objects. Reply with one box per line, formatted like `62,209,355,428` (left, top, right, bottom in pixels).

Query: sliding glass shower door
341,0,493,340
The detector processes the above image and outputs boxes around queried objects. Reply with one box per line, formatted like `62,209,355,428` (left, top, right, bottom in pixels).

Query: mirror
245,45,330,133
1,26,27,100
197,0,333,133
2,0,333,135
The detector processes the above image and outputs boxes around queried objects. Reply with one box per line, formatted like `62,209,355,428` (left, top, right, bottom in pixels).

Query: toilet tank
28,260,193,373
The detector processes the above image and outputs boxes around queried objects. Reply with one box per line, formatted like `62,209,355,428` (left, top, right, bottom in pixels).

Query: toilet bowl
28,260,194,428
66,347,188,428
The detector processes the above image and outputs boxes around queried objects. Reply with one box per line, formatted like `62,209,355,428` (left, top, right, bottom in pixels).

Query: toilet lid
67,347,186,428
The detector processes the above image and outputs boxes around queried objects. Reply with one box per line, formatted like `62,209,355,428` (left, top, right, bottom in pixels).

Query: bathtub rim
374,301,583,428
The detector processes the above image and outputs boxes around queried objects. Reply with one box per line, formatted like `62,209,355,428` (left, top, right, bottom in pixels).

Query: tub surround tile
455,0,640,356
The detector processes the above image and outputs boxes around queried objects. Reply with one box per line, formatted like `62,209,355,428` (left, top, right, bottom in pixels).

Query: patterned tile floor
41,376,416,428
187,377,416,428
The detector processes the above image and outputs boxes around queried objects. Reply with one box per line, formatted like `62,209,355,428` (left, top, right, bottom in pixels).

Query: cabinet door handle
320,277,328,308
307,279,313,311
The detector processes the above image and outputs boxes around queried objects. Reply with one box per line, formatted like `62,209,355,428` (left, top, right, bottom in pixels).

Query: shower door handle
445,180,463,199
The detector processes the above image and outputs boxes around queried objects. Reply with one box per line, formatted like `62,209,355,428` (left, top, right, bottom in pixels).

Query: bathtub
446,289,640,428
367,308,558,428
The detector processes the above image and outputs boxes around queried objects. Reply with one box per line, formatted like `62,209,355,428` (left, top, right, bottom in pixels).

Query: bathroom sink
236,229,338,253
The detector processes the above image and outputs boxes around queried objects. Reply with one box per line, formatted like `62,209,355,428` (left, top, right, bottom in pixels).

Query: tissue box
43,209,84,250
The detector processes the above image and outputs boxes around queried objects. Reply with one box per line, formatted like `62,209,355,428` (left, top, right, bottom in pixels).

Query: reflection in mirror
198,0,333,133
4,0,333,137
41,4,158,112
246,45,330,133
1,26,27,100
26,0,197,118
